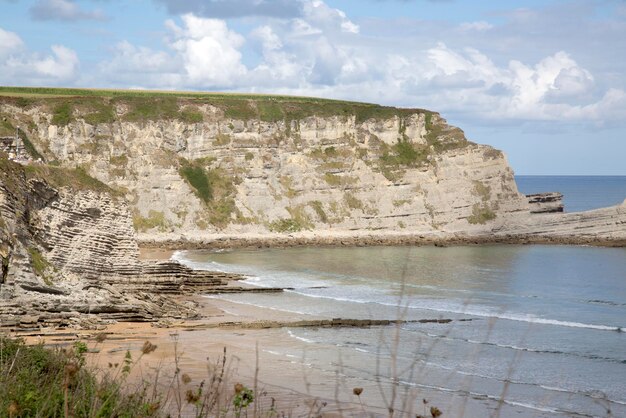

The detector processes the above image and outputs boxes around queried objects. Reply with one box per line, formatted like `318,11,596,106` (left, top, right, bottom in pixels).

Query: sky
1,0,625,175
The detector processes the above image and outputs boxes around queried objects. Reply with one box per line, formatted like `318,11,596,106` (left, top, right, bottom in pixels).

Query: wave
172,250,229,272
287,330,316,344
399,329,626,365
279,289,624,332
201,295,310,315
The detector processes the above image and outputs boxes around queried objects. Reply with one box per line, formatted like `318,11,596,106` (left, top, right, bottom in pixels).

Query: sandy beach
18,293,380,416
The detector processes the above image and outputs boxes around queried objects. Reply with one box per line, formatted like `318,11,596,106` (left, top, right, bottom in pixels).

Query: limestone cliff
0,157,241,329
0,93,528,241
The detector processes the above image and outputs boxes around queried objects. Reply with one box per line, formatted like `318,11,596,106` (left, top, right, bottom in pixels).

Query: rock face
494,202,626,243
0,158,242,329
527,192,564,214
0,96,529,240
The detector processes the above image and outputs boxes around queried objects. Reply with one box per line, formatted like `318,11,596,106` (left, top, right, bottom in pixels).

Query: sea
174,176,626,417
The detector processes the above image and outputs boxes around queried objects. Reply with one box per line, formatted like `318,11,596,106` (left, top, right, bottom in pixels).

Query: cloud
302,0,359,34
30,0,107,22
78,0,625,127
168,15,247,87
154,0,303,19
459,21,493,32
0,27,24,58
0,34,80,85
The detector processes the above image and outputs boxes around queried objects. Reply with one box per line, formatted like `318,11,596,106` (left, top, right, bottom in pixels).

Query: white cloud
459,21,493,32
0,28,23,58
302,0,359,34
30,0,106,22
169,14,247,87
32,45,79,79
0,41,79,85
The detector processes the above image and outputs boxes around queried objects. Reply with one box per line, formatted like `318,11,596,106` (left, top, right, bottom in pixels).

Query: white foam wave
287,330,316,344
201,295,308,315
281,290,623,332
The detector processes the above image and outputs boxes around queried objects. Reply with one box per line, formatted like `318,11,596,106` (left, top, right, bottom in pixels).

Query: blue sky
1,0,625,175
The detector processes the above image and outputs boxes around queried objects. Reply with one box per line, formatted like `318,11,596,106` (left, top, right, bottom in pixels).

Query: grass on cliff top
0,86,431,123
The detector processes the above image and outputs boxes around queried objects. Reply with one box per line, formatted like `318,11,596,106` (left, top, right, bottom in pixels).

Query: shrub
51,103,72,126
83,103,116,125
309,200,328,223
467,203,496,224
269,218,304,233
178,158,237,228
133,210,168,232
180,163,212,203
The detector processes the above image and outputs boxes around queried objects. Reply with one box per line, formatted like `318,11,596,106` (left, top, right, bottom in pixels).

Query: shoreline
138,232,626,250
12,296,403,416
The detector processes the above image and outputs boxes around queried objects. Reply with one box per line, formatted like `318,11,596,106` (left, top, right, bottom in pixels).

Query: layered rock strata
0,158,242,330
527,192,564,214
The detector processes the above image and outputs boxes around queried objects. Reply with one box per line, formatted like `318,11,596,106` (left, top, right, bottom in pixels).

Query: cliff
0,157,244,329
0,89,528,242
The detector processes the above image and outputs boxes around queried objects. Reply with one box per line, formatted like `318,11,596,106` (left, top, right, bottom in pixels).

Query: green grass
0,337,163,418
178,158,237,228
309,200,328,223
180,109,203,123
0,116,13,136
23,164,119,195
51,102,72,126
82,102,116,125
179,162,213,203
268,218,304,233
122,96,180,122
18,130,44,161
472,180,491,202
344,192,364,210
133,210,168,232
467,203,497,225
109,154,129,166
0,87,431,125
28,247,51,284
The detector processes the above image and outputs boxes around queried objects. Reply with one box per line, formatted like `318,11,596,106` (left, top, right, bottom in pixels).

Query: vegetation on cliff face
28,247,52,285
133,210,168,233
23,164,119,196
178,158,237,229
467,203,497,224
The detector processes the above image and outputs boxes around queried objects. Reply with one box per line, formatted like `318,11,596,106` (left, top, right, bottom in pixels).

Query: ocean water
176,245,626,417
515,175,626,212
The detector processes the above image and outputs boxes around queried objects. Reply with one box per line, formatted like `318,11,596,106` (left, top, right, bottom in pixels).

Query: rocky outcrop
494,200,626,243
527,192,564,214
0,157,243,330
